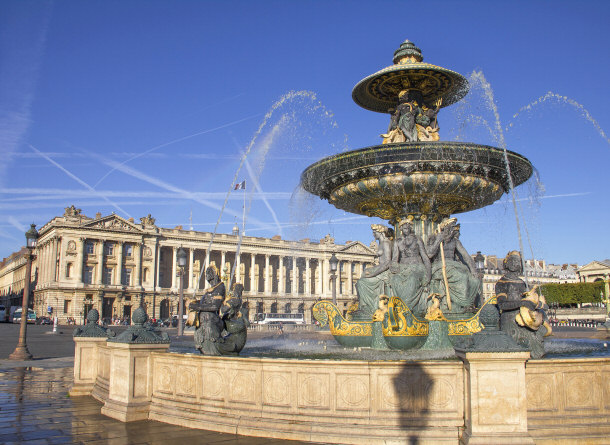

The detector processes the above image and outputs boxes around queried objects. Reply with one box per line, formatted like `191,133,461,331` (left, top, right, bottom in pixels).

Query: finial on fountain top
393,40,423,64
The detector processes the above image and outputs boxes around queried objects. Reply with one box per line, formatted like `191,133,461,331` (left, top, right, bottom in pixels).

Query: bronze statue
388,219,431,317
496,251,551,358
427,219,481,313
352,224,394,320
190,265,226,355
189,265,248,355
381,90,442,143
217,283,249,355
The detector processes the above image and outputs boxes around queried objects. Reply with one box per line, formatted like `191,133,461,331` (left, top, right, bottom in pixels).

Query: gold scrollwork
312,301,372,337
382,297,429,337
446,296,497,335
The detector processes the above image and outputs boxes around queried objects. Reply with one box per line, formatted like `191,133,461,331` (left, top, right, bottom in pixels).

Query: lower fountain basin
300,142,533,221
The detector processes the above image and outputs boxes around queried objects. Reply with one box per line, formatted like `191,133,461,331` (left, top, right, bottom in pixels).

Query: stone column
323,257,330,297
292,257,298,296
96,241,104,285
171,247,177,289
115,242,124,286
188,248,194,290
220,251,226,277
305,258,311,296
264,254,270,295
279,256,285,294
51,237,59,282
347,261,353,296
76,238,85,284
155,243,161,291
133,243,142,288
319,258,324,296
250,253,257,294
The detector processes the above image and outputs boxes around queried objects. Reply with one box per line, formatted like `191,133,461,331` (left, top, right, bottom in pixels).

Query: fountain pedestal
101,342,170,421
456,350,533,445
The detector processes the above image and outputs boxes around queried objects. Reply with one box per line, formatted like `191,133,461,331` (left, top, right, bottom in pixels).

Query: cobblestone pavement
0,366,314,445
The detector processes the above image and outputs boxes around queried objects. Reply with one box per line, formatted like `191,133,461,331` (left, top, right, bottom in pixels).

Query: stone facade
5,209,376,324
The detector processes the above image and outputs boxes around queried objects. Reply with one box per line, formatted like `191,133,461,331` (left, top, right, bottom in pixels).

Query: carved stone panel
336,374,369,410
564,372,597,410
202,369,225,401
526,374,556,412
156,364,174,395
230,371,257,404
176,366,197,398
297,372,330,409
263,372,291,407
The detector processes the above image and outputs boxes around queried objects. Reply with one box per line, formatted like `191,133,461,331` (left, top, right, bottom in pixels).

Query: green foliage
540,282,605,305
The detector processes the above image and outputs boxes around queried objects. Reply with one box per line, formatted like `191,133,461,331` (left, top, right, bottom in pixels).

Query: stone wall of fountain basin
71,338,610,445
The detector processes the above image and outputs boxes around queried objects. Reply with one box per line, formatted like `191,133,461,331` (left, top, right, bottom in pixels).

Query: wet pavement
0,366,315,445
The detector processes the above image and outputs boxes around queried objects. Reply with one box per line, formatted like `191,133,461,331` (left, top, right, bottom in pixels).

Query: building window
143,267,149,283
122,268,131,286
103,267,113,285
85,241,95,254
104,243,114,255
83,266,94,284
125,244,133,258
63,300,71,314
66,263,73,278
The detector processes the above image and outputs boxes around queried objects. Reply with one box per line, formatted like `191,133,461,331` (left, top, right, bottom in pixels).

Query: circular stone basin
300,142,533,221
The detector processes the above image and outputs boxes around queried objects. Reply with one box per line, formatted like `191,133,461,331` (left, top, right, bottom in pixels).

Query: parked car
0,305,6,322
36,316,53,325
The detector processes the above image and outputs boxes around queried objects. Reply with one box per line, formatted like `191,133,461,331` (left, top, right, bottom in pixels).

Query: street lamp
329,253,339,306
176,247,187,336
9,224,39,361
474,251,485,273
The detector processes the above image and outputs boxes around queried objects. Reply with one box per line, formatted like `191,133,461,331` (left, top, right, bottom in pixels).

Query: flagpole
242,181,246,236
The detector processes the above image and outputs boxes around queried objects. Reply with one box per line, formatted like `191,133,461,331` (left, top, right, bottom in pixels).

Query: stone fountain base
71,337,610,444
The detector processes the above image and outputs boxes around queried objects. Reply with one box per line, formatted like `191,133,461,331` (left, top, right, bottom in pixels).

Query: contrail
84,150,269,228
7,216,26,232
0,187,291,201
93,114,260,188
30,145,132,218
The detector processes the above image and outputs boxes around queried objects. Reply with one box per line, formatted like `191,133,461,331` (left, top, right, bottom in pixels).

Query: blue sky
1,0,609,266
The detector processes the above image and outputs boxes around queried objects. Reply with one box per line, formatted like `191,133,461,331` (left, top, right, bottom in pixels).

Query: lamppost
329,253,339,306
9,224,39,361
177,247,187,336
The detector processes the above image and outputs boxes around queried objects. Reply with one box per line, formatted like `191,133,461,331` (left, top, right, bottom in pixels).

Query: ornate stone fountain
303,40,534,349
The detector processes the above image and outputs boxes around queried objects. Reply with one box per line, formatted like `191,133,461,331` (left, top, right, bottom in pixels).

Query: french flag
234,180,246,190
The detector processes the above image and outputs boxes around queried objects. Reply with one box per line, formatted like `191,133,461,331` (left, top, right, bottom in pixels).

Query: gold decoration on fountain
382,297,429,337
312,301,373,337
446,296,498,336
515,285,553,337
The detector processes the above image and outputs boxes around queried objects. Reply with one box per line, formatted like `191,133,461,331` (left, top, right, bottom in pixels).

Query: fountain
303,40,534,351
71,40,610,444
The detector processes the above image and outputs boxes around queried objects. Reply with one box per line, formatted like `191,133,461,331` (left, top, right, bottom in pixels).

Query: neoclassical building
28,206,376,324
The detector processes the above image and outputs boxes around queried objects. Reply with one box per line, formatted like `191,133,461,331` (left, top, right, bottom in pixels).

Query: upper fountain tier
300,39,533,228
352,40,469,113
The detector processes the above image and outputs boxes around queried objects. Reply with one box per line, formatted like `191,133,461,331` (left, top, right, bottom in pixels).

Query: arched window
270,302,278,313
284,302,291,313
143,268,149,283
298,303,305,314
66,263,73,278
